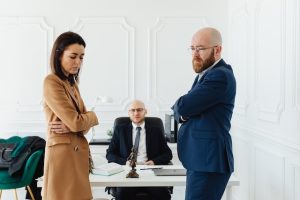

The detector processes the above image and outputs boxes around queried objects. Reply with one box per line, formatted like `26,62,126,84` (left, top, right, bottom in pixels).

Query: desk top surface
38,165,240,187
89,165,240,187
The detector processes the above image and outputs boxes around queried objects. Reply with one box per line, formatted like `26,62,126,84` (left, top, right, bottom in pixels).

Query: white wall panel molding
19,17,53,66
2,120,45,135
283,161,300,200
16,100,44,112
148,17,207,111
15,121,45,133
292,165,300,200
4,119,113,139
253,145,285,200
232,124,300,155
232,125,300,200
231,135,252,200
295,0,300,113
254,0,286,123
228,0,300,200
70,17,135,111
0,16,53,112
228,6,250,115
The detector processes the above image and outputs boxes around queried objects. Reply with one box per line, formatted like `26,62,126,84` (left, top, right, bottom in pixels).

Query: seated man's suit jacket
106,120,172,165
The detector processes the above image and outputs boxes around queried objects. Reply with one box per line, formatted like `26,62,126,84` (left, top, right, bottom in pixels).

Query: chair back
113,117,164,132
0,136,44,190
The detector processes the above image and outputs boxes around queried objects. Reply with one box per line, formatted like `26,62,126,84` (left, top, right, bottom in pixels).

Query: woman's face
60,43,85,76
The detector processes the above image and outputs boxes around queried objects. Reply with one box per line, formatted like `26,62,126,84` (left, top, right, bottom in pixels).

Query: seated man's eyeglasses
129,108,144,113
188,46,217,54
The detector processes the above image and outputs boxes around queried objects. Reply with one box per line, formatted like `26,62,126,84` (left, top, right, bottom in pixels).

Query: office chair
113,117,165,131
0,136,44,200
105,117,173,200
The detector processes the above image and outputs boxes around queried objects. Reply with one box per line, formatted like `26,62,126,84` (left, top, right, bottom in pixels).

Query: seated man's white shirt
132,122,147,164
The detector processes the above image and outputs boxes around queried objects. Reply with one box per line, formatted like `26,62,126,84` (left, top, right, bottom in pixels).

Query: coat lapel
64,82,80,112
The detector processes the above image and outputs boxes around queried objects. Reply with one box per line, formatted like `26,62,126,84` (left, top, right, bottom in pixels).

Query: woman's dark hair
50,31,86,85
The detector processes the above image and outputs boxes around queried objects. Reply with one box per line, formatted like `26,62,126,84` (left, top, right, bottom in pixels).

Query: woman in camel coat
42,31,99,200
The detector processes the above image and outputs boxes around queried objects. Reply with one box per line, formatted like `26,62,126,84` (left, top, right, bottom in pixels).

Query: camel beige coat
42,74,99,200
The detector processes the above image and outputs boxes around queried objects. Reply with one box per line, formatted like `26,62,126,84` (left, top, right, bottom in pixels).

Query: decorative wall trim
232,123,300,155
254,0,286,123
16,100,44,112
232,123,300,200
292,164,300,200
228,5,250,115
253,145,285,200
231,134,252,200
148,17,207,111
19,17,53,73
3,119,115,138
70,17,135,111
1,120,45,135
0,17,53,112
295,0,300,113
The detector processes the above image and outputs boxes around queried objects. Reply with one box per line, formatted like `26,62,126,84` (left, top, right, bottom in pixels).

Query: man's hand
144,160,154,165
49,121,70,134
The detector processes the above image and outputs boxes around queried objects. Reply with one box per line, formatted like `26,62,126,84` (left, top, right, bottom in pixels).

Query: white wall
0,1,228,199
0,0,228,140
228,0,300,199
2,0,299,200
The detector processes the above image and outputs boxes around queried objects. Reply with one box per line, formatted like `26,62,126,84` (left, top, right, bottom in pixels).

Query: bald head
129,100,145,110
192,27,222,47
191,27,223,73
128,100,147,125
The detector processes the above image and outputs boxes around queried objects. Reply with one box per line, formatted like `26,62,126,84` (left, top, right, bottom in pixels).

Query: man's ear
144,109,148,115
215,45,222,57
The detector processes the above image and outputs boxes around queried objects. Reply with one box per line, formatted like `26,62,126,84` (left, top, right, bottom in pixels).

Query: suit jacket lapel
191,75,199,89
145,123,151,156
127,124,133,151
199,59,228,83
198,73,206,83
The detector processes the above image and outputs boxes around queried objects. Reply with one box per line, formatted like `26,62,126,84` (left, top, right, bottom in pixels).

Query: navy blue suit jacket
106,121,172,165
172,59,236,173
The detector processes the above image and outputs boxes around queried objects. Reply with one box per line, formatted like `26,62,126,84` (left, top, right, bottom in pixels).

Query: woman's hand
49,121,70,134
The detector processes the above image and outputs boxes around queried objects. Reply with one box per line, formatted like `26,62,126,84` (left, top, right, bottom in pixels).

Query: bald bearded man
172,27,236,200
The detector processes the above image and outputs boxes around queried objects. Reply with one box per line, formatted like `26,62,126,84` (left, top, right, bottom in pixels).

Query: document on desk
93,162,124,176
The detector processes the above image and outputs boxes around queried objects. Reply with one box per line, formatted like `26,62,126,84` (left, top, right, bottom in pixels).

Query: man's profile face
191,31,216,73
128,101,147,125
192,48,215,73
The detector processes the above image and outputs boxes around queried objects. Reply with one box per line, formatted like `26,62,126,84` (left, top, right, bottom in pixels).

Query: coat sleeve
44,75,99,132
173,69,229,118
